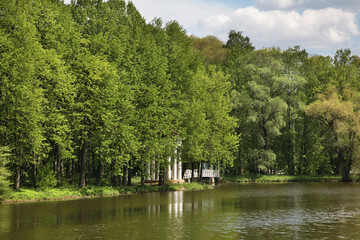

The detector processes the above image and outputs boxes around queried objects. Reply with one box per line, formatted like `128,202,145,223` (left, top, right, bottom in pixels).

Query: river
1,182,360,239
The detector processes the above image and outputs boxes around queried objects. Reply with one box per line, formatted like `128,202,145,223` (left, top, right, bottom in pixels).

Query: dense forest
1,0,360,194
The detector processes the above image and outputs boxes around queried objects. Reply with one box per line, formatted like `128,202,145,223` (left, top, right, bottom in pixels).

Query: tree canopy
1,0,360,195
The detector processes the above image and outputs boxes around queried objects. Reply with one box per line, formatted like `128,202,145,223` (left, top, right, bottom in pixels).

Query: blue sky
65,0,360,56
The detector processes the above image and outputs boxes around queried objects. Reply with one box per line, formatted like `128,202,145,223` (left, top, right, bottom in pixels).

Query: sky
64,0,360,56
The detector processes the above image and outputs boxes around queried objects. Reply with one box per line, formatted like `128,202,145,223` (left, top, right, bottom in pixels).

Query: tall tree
192,35,228,65
231,49,287,173
306,87,360,181
277,46,307,174
0,0,47,189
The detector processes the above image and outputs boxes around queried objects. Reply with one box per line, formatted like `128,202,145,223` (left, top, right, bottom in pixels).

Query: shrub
36,163,57,189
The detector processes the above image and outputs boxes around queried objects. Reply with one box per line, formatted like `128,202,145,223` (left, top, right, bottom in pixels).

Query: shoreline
1,175,347,205
222,174,342,183
1,182,210,205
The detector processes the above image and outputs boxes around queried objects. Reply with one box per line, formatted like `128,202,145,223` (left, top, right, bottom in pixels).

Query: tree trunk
123,164,128,186
198,162,203,183
66,160,70,180
92,151,96,179
98,162,104,186
110,161,116,186
33,163,37,187
111,176,117,186
158,166,163,186
292,105,296,174
140,162,145,186
117,175,123,186
237,147,242,174
79,141,88,188
70,158,75,184
191,162,195,183
15,165,21,190
299,112,308,174
263,126,268,151
339,149,351,182
56,145,62,187
127,159,132,186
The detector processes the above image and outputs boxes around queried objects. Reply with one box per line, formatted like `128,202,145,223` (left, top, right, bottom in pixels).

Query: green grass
4,174,347,204
222,174,342,183
169,182,210,191
3,182,209,204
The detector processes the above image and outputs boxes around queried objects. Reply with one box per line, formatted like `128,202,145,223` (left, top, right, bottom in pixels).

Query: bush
36,163,57,189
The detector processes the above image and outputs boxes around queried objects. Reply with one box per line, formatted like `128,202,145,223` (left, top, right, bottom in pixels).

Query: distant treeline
1,1,360,195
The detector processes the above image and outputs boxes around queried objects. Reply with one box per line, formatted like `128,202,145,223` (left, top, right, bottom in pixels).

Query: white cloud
62,0,360,55
255,0,299,9
255,0,360,12
127,0,233,33
199,7,359,51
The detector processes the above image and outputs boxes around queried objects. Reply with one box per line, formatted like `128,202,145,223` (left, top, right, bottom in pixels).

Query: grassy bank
222,174,342,183
2,182,209,204
3,174,346,204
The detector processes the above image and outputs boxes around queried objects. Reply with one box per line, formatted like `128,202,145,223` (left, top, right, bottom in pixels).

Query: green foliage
306,87,360,181
231,49,288,173
0,0,237,190
4,182,209,203
192,35,228,65
0,147,11,199
36,163,57,190
222,174,341,183
225,30,254,53
2,0,360,192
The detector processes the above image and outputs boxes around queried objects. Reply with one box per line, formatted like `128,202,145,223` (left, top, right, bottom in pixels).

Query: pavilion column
152,160,156,180
176,140,182,180
178,160,182,180
156,161,159,180
173,158,177,180
168,157,172,180
146,162,151,180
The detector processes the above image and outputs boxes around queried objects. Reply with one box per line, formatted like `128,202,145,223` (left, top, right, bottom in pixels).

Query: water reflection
2,183,360,239
168,191,183,218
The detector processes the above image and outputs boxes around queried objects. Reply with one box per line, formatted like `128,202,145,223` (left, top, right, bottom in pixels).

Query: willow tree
231,49,287,173
306,87,360,181
277,46,307,174
299,55,335,173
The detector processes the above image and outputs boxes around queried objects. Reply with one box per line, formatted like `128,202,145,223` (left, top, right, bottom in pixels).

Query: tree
0,0,47,189
225,30,254,53
192,35,228,65
202,66,238,173
306,86,360,181
333,49,360,91
231,49,287,173
277,46,307,174
298,55,335,173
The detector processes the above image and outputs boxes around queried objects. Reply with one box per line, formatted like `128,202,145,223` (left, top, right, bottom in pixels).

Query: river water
1,182,360,239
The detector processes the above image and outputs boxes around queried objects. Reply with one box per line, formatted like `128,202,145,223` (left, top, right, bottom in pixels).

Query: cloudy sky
65,0,360,56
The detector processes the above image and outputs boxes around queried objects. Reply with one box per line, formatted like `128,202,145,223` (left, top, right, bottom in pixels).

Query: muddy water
1,182,360,239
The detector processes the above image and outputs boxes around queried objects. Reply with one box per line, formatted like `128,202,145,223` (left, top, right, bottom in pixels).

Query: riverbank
222,174,342,183
1,174,347,204
1,182,210,204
